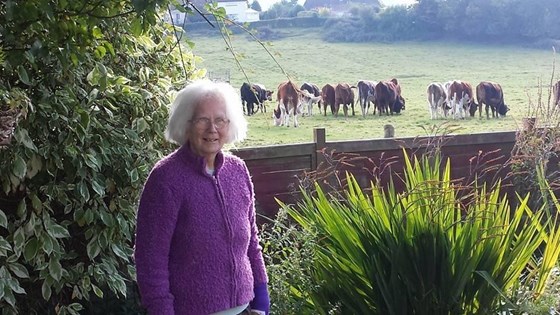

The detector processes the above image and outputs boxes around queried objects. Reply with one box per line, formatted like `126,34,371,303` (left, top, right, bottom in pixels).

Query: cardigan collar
177,143,225,176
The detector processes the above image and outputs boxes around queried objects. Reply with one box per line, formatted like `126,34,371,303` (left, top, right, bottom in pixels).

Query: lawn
188,27,557,148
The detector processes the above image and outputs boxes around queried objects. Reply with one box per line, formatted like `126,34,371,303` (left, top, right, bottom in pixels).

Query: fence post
312,127,326,170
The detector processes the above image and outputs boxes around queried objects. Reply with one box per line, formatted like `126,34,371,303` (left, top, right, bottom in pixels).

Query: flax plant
284,151,558,314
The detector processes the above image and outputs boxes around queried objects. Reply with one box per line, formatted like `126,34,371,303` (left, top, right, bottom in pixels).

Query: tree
0,0,204,313
260,0,305,20
251,0,263,12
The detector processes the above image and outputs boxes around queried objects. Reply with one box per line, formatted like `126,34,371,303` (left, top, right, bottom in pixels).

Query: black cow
476,81,509,118
240,83,273,116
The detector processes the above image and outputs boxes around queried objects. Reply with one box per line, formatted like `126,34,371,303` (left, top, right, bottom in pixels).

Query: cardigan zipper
213,175,238,306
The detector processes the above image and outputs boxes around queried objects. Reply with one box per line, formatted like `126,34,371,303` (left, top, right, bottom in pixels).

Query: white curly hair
165,79,248,145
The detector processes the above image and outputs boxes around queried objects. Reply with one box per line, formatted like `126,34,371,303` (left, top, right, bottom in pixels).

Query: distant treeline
185,0,560,49
327,0,560,47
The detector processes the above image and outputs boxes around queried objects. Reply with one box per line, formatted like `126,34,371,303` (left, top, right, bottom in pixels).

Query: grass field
189,27,558,148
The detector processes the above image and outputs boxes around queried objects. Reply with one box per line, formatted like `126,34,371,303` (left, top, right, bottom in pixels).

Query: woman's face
186,95,230,162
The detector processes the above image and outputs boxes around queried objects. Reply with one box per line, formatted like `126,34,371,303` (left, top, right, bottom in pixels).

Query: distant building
303,0,381,16
165,0,260,24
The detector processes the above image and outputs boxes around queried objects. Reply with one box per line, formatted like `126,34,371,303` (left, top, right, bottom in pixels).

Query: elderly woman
134,79,269,315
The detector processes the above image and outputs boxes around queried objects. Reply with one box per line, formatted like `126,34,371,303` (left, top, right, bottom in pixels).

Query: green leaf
47,223,70,239
3,289,15,307
48,258,63,281
14,128,37,151
0,237,12,256
17,65,31,85
42,280,52,300
8,263,29,278
79,110,90,131
12,156,27,179
0,210,7,228
92,26,103,39
13,227,25,252
16,199,27,219
130,168,139,183
91,284,104,298
23,238,39,261
99,210,114,227
94,45,107,59
84,153,101,171
77,181,90,201
111,243,129,261
91,176,105,196
30,193,42,213
135,117,149,133
104,41,115,56
43,235,53,255
87,238,101,259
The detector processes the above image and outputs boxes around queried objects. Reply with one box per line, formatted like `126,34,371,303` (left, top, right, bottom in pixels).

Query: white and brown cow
476,81,509,118
427,82,450,119
300,82,322,116
357,80,377,117
448,80,476,119
300,90,321,117
273,80,304,127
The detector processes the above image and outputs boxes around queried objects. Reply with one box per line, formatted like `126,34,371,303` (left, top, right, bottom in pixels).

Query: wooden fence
230,128,519,221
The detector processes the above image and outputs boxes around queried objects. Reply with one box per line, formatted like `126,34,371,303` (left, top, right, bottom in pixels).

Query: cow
357,80,377,117
553,80,560,107
320,84,336,116
300,90,322,117
273,81,304,127
448,80,476,119
240,82,273,116
476,81,510,118
427,82,450,119
300,82,322,116
373,78,405,116
334,83,355,117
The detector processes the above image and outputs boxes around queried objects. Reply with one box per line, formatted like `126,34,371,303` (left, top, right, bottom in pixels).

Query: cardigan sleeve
134,168,180,315
243,162,269,285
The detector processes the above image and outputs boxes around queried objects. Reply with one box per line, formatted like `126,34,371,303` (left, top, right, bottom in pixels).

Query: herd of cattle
239,79,560,127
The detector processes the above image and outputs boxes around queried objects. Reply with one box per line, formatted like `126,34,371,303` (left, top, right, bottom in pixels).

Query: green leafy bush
260,209,319,315
281,151,560,314
0,0,204,313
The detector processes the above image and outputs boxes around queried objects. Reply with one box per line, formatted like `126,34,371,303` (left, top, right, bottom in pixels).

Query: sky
258,0,416,11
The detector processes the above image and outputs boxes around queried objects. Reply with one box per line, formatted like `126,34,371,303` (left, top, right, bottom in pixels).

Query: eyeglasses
190,117,230,129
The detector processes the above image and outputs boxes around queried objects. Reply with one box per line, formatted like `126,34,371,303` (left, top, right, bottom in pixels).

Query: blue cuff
249,283,270,315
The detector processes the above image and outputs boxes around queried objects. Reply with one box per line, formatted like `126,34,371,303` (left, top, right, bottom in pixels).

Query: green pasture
189,28,557,148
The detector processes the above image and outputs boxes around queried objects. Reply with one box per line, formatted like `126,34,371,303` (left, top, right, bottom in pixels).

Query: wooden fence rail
231,128,519,221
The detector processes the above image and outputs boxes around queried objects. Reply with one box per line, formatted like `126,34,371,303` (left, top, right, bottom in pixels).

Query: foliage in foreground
275,152,560,314
0,0,204,313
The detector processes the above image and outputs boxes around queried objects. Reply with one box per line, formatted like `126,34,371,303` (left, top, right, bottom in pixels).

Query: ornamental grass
280,151,560,314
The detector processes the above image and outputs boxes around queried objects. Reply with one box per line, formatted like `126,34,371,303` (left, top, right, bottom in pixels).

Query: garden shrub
0,0,204,313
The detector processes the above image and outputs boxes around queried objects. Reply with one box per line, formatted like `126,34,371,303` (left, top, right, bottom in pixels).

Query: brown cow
273,81,303,127
320,84,336,116
476,81,509,119
448,80,476,119
553,80,560,107
357,80,377,117
373,78,405,116
335,83,355,117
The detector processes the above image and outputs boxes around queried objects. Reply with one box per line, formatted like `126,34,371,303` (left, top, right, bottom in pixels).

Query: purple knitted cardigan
134,144,268,315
